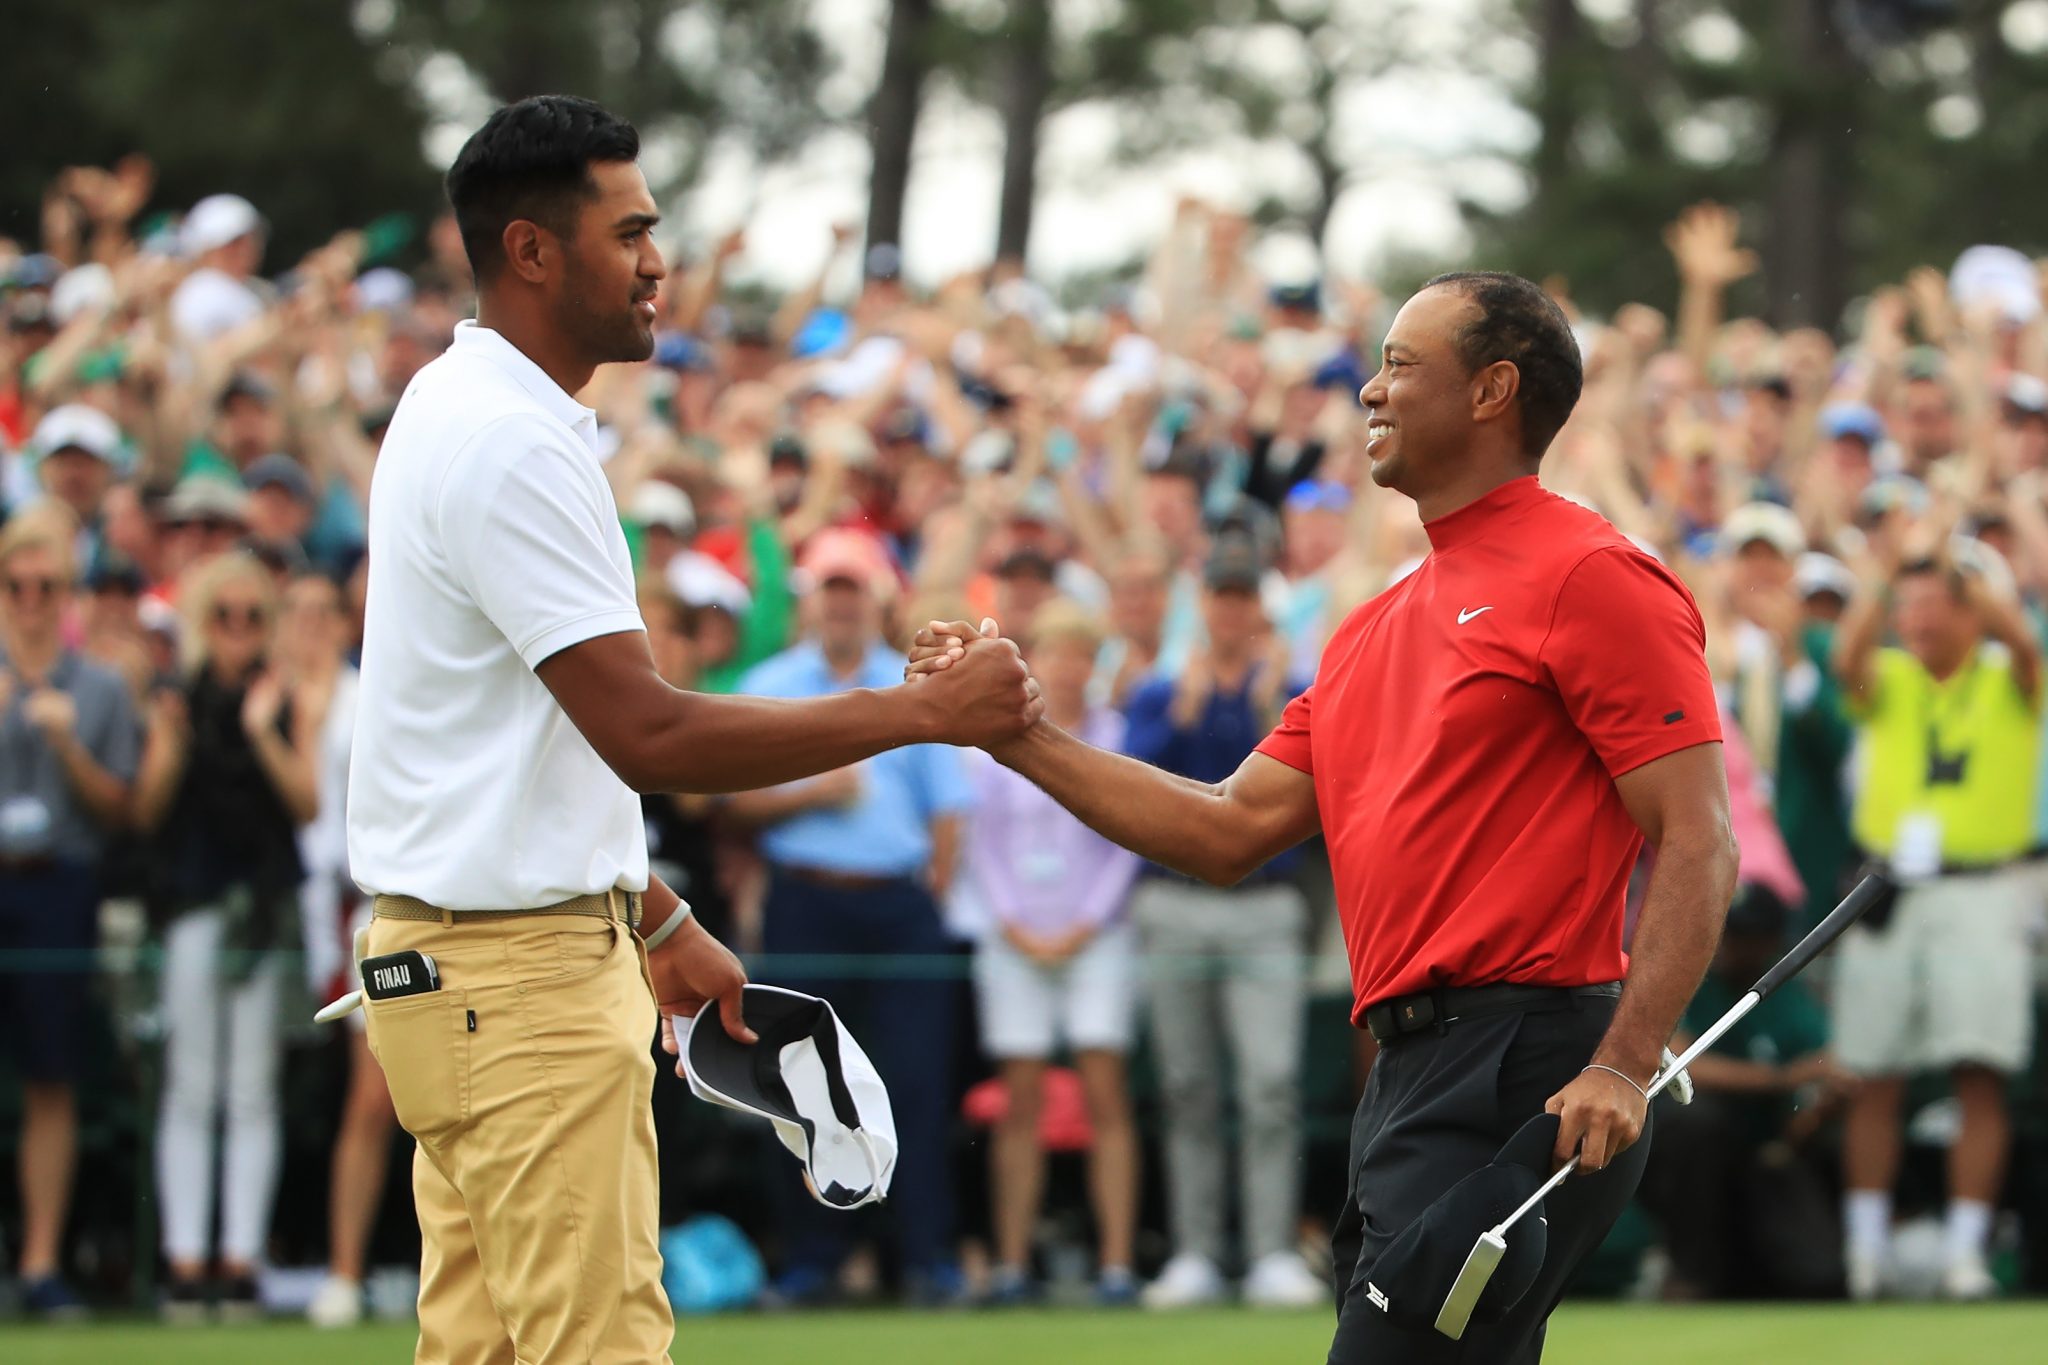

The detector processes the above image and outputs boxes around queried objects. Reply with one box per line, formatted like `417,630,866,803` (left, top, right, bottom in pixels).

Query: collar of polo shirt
450,321,601,451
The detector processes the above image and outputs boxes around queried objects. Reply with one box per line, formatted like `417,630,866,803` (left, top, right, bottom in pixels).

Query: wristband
639,901,692,952
1582,1063,1649,1102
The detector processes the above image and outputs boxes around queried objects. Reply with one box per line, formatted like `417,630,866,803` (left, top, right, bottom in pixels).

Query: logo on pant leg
1366,1282,1390,1313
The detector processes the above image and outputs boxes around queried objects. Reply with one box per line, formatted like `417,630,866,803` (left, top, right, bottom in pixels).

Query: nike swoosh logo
1457,606,1494,625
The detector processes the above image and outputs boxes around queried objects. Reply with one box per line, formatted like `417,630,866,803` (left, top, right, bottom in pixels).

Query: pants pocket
366,987,472,1140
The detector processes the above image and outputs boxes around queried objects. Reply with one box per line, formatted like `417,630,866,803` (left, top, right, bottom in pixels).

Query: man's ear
502,219,552,286
1472,359,1520,425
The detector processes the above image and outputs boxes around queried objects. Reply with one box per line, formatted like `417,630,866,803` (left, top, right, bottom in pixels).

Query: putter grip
1749,872,1892,1000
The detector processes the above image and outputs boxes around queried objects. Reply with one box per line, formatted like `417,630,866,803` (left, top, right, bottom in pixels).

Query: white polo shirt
346,321,649,909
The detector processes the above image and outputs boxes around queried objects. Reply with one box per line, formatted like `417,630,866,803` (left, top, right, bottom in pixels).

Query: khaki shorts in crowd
364,911,673,1365
1830,869,2043,1077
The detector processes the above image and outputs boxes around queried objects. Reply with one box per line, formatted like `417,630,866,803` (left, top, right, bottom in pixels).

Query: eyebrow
1382,342,1417,361
614,212,661,231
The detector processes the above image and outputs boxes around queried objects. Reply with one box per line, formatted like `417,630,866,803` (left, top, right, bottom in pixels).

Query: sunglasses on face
211,603,268,630
3,576,61,600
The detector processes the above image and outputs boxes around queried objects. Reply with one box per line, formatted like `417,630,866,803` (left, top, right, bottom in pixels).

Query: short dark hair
1423,271,1583,458
445,96,640,283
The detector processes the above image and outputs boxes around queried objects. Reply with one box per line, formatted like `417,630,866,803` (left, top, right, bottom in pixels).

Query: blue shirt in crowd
1123,662,1307,880
738,640,972,878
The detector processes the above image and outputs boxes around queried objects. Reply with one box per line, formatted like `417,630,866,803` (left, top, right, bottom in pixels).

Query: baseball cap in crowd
50,264,115,326
161,475,249,527
654,332,714,373
685,985,897,1210
1949,244,2041,326
181,193,263,257
2003,373,2048,422
1284,479,1353,515
1718,502,1805,559
995,545,1058,584
1203,534,1266,594
352,266,415,315
1268,280,1321,314
1364,1112,1561,1333
84,551,145,596
31,404,124,467
7,254,64,292
1794,552,1857,605
768,432,809,470
666,553,752,617
220,371,277,410
789,309,852,360
629,481,696,538
242,535,311,577
879,407,930,451
243,453,316,506
1819,402,1885,447
796,528,897,599
1858,475,1930,526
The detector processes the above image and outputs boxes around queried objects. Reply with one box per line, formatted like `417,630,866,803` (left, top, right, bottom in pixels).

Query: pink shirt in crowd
964,708,1142,937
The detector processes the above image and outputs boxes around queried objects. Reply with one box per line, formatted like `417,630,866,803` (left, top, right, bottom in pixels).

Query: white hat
50,264,116,326
685,986,897,1210
1794,552,1856,602
30,404,123,465
1718,501,1806,559
181,194,263,257
353,266,415,314
629,481,696,536
666,552,752,616
1950,245,2040,325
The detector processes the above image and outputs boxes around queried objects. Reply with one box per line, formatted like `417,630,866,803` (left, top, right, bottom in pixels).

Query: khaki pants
363,913,673,1364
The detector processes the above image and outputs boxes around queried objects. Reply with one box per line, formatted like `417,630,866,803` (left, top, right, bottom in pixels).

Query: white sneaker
306,1275,364,1328
1141,1253,1226,1310
1942,1252,1997,1301
1846,1248,1886,1302
1242,1251,1328,1308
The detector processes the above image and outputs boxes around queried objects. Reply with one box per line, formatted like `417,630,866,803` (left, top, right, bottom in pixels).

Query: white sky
413,0,1536,294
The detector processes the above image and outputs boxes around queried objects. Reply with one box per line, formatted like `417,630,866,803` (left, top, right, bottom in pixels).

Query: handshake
902,617,1043,751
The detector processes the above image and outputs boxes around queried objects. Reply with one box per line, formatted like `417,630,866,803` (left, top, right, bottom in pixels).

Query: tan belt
372,888,643,931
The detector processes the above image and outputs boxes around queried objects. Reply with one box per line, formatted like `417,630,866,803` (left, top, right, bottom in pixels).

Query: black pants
1327,996,1650,1364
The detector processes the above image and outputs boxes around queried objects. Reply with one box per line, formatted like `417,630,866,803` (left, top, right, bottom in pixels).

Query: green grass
3,1302,2045,1363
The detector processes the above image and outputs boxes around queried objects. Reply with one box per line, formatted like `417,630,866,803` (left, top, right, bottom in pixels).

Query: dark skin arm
906,620,1319,883
640,872,758,1050
1546,742,1738,1172
534,628,1038,795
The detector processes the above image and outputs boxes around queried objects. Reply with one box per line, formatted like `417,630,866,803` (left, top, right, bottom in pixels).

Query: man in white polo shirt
349,96,1038,1365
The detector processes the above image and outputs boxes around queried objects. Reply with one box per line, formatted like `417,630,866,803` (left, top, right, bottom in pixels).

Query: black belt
1361,981,1622,1046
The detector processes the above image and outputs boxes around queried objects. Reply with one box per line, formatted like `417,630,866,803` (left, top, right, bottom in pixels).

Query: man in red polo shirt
912,272,1735,1362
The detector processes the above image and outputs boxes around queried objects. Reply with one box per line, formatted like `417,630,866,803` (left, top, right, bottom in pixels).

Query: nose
1358,370,1388,411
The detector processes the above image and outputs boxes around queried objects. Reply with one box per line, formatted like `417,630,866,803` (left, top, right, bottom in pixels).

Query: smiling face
548,159,666,367
1357,286,1492,501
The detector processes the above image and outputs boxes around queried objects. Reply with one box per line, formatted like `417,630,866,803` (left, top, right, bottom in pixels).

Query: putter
1433,871,1893,1340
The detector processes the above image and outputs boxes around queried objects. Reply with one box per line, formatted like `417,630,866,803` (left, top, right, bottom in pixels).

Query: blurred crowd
2,156,2048,1323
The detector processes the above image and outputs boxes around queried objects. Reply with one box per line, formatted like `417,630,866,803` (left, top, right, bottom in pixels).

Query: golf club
1432,870,1895,1340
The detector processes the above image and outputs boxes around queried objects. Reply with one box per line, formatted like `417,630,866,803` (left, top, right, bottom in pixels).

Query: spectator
1094,541,1171,709
0,508,140,1318
133,550,321,1320
26,404,125,560
729,529,972,1305
241,453,319,563
1831,546,2043,1301
169,194,266,344
966,598,1143,1307
265,568,383,1330
1120,533,1321,1310
1636,887,1853,1300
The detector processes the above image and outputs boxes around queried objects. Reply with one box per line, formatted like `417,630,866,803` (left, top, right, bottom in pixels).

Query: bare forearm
1594,831,1738,1083
996,722,1249,885
1832,590,1886,697
631,687,933,795
638,873,689,941
1675,279,1722,375
722,781,831,826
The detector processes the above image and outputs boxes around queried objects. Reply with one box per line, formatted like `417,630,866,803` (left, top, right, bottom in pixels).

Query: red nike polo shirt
1256,476,1721,1022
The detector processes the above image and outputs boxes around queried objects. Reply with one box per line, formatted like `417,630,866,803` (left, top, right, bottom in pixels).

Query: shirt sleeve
1255,686,1315,775
1539,546,1722,777
438,416,645,670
